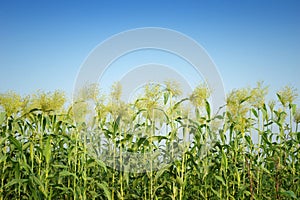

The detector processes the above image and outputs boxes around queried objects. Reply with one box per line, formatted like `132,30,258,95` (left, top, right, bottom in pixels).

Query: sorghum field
0,82,299,199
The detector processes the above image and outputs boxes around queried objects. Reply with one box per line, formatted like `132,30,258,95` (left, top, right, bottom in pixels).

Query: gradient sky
0,0,299,103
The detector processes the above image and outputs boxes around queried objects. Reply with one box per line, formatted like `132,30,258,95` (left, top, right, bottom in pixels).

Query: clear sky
0,0,299,103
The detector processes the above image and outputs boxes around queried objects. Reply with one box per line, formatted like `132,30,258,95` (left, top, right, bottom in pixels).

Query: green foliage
0,82,299,199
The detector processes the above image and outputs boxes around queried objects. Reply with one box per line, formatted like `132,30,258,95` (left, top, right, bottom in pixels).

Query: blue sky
0,0,299,103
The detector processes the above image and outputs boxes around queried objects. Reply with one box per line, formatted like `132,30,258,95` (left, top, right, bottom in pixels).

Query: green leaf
113,115,121,133
22,142,30,151
30,175,45,193
221,150,228,170
205,100,211,119
164,92,169,105
52,164,68,169
44,135,51,165
135,137,147,149
215,175,226,186
93,158,107,172
149,135,168,143
211,187,221,198
280,189,298,199
213,115,223,120
291,103,297,115
0,136,8,146
276,93,284,106
176,176,184,186
251,108,258,118
59,171,78,179
154,163,171,182
245,135,253,146
240,96,251,104
264,121,273,127
173,98,189,110
96,182,112,200
0,155,7,164
0,111,6,125
42,116,47,131
5,179,28,188
8,135,22,151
